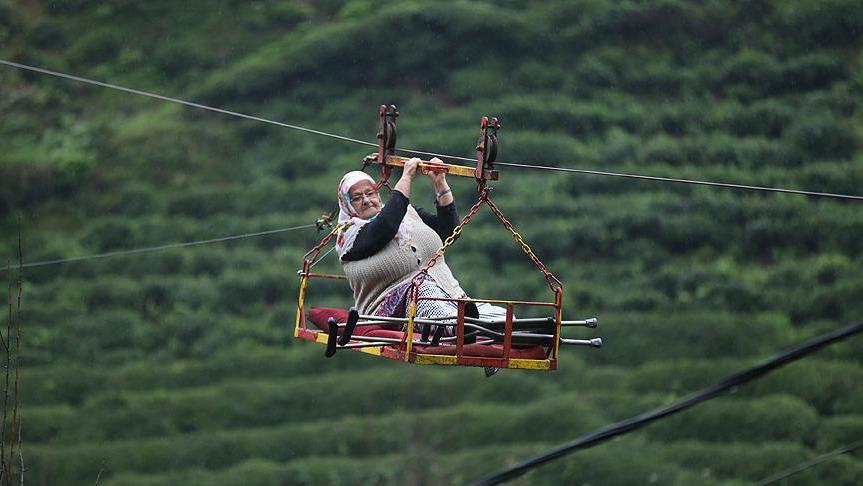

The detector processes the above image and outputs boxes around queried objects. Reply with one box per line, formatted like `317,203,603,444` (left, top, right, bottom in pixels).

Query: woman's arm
426,157,453,206
342,191,409,261
416,201,459,241
416,157,458,240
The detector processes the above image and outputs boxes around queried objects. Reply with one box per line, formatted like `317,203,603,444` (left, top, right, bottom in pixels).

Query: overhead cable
492,161,863,201
755,438,863,485
0,59,376,148
3,59,863,202
0,223,317,272
397,148,863,201
471,320,863,485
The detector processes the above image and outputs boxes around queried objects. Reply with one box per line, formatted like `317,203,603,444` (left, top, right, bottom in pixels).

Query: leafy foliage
2,0,863,484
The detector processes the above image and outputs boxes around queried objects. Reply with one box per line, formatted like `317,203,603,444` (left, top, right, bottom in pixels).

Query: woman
336,157,506,336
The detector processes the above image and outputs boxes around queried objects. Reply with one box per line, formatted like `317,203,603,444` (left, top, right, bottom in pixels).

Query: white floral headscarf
335,171,412,259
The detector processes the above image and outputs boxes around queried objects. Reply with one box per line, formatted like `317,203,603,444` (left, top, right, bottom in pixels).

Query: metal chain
302,222,346,266
410,188,490,296
485,197,563,292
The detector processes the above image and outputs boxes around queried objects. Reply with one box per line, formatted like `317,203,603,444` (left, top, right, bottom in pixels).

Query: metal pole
354,314,597,327
339,332,599,347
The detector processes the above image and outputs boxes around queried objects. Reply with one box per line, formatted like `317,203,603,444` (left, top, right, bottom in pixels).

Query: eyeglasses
349,190,380,204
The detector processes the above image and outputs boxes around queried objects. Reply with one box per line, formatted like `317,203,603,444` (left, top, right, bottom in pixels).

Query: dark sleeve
416,200,459,241
341,190,410,261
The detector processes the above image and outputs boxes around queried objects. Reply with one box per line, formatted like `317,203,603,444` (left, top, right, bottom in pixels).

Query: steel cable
0,59,377,148
395,147,863,201
3,58,863,202
471,320,863,485
0,223,317,272
492,161,863,201
755,438,863,485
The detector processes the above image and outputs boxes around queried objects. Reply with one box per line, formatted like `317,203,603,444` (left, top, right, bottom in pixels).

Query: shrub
818,415,863,450
167,187,237,218
744,360,863,415
103,182,163,217
185,248,228,276
80,217,138,252
216,271,267,314
84,277,141,310
781,53,850,92
52,309,146,363
776,0,863,47
716,49,782,95
67,27,121,64
591,310,793,366
660,440,811,482
647,394,818,443
783,111,859,161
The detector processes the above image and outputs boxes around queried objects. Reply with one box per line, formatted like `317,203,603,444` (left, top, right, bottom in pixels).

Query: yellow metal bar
553,304,562,360
414,354,550,370
312,331,384,356
364,153,500,180
508,358,553,370
294,275,309,338
413,354,459,365
357,346,383,356
404,300,417,361
315,331,383,356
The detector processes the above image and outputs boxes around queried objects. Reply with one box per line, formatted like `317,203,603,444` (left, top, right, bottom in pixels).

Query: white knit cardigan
342,206,465,315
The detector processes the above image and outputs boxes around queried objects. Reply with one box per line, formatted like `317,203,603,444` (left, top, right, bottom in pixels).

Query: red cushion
306,307,385,336
307,307,349,328
364,329,408,340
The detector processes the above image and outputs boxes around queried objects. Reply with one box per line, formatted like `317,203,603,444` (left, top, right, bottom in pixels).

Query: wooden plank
508,358,553,371
364,153,499,180
413,354,459,366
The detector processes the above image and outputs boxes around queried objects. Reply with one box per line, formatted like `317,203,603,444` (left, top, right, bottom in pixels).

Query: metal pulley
375,104,399,185
475,116,500,186
364,106,500,185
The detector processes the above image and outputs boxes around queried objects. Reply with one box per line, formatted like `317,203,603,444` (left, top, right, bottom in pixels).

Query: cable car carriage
294,106,601,371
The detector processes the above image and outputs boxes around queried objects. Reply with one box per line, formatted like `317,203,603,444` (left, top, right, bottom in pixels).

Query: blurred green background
2,0,863,484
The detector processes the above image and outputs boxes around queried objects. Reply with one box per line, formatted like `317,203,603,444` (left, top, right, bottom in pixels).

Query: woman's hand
394,157,421,198
426,157,453,206
425,157,448,187
402,157,420,181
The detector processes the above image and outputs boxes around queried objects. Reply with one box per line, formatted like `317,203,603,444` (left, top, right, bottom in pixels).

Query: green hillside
2,0,863,484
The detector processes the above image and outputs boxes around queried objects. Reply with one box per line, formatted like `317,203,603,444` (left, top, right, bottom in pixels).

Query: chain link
302,222,346,265
485,197,563,292
408,188,562,295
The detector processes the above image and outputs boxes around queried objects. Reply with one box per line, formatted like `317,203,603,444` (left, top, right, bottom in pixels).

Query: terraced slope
2,0,863,484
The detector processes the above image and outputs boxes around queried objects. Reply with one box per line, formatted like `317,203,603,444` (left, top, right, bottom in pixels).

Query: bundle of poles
325,309,601,357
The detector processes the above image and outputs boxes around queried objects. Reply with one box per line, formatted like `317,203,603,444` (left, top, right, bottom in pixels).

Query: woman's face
348,180,382,219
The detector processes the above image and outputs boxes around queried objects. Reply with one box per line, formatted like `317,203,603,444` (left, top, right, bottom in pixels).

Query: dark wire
0,59,377,148
0,223,317,272
3,58,863,202
394,152,863,201
492,161,863,201
755,438,863,485
471,320,863,485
